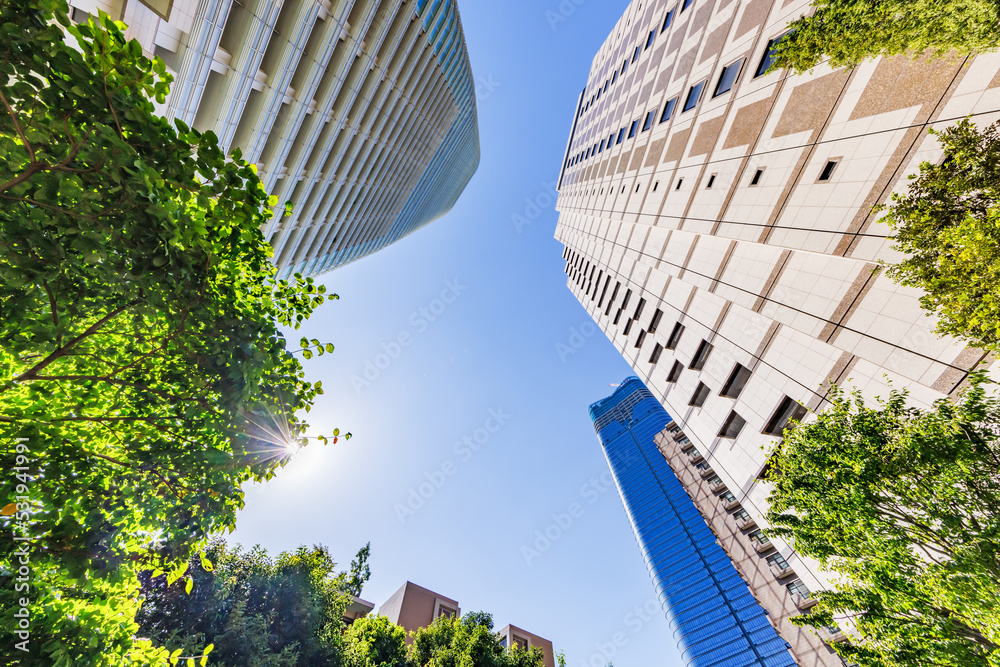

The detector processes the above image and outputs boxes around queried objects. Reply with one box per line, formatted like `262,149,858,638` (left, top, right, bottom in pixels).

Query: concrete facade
498,625,556,667
554,0,1000,664
66,0,479,277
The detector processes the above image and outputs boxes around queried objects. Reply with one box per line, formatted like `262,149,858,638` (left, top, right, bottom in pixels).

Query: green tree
771,0,1000,74
344,615,408,667
137,540,371,667
409,612,546,667
880,118,1000,353
0,1,344,664
766,374,1000,666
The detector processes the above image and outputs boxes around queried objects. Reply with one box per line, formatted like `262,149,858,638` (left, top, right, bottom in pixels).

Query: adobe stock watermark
521,469,619,565
577,598,663,667
511,181,558,234
475,74,502,103
545,0,589,31
7,436,33,654
350,278,468,394
556,322,598,362
394,407,512,524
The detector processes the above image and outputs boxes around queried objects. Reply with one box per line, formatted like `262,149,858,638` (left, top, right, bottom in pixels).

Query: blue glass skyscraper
590,378,797,667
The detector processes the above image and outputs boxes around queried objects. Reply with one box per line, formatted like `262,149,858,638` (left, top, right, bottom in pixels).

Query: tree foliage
766,375,1000,666
880,118,1000,353
0,1,344,664
137,540,371,667
410,612,545,667
771,0,1000,74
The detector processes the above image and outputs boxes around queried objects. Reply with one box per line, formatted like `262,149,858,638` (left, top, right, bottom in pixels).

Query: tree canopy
766,375,1000,667
771,0,1000,74
0,1,343,664
880,118,1000,354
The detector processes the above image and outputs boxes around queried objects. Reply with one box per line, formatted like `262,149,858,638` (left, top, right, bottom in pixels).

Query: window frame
683,81,706,112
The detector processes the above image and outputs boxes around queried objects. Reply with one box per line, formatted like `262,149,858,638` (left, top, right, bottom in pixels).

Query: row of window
579,0,695,120
566,33,788,172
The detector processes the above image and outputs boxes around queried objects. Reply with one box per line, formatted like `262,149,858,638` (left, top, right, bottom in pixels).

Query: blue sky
232,2,685,665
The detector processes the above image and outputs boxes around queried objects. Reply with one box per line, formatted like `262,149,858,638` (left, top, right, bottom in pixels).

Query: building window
819,160,839,181
70,6,92,22
763,397,808,436
645,30,656,49
689,382,711,407
653,181,659,191
682,0,694,10
713,58,744,97
635,330,647,348
755,33,789,78
621,60,628,76
633,298,646,320
666,322,684,349
605,282,620,315
706,174,716,188
612,69,618,84
628,120,639,139
707,474,724,489
667,360,684,382
675,178,684,190
632,46,641,63
662,9,674,32
599,139,605,153
617,127,626,144
604,80,609,92
766,553,790,571
719,411,747,439
720,364,752,399
643,109,657,132
683,81,705,112
649,343,664,364
750,168,764,186
660,97,678,123
689,340,713,370
787,579,811,598
648,309,663,334
623,318,633,336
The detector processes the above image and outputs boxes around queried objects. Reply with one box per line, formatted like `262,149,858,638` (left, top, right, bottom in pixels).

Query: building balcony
752,537,774,553
770,562,796,579
721,497,740,511
678,438,694,451
708,478,726,493
699,467,716,479
735,515,757,531
687,451,704,464
794,594,818,611
821,626,847,644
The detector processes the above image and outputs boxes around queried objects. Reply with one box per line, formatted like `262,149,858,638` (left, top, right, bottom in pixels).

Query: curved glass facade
590,378,796,667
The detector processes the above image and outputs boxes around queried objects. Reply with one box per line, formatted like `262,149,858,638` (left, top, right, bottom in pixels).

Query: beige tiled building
67,0,479,277
555,0,1000,663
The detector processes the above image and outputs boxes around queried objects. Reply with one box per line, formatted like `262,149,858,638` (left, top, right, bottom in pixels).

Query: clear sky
232,2,686,666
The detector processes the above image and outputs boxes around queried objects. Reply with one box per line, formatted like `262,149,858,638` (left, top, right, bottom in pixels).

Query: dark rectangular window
609,132,616,147
612,69,618,84
643,109,657,132
598,139,605,153
763,397,808,436
755,33,788,78
713,58,744,97
628,120,639,139
689,340,713,370
750,168,764,186
604,80,609,92
648,309,663,334
682,0,694,10
720,364,752,399
623,318,633,336
689,382,711,407
645,30,656,49
662,9,674,31
660,97,678,123
633,298,646,320
683,81,705,112
591,270,603,300
620,289,632,313
605,282,621,316
719,411,747,439
707,174,716,188
667,360,684,382
632,46,641,63
634,330,646,348
613,308,623,325
649,343,664,364
666,322,684,349
617,128,626,144
621,60,628,75
819,160,838,181
596,88,601,100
